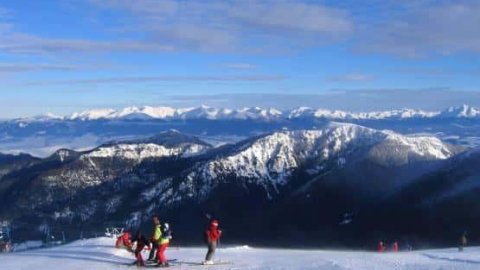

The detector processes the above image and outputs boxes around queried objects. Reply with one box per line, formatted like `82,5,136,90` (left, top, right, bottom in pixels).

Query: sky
0,0,480,118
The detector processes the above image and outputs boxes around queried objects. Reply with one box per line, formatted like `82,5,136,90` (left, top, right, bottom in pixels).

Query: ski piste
126,260,232,268
165,261,233,267
144,259,178,265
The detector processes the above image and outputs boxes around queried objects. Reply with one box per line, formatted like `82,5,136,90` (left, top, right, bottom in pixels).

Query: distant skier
131,230,150,266
203,219,222,265
459,232,468,252
404,241,413,251
377,241,385,252
391,241,399,252
157,223,173,267
115,230,133,251
148,216,161,262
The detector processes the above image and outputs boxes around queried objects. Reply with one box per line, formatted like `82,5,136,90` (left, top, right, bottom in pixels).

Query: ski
173,261,233,266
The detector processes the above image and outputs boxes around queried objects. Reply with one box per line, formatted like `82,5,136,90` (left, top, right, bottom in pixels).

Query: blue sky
0,0,480,118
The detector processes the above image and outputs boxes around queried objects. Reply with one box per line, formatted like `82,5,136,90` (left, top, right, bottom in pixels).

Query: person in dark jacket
131,231,150,266
203,219,222,265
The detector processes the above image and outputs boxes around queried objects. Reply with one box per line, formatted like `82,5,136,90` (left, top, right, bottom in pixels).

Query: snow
196,122,453,187
439,104,480,118
48,105,480,122
160,122,459,203
288,107,439,120
10,104,480,123
1,237,480,270
384,132,453,159
70,108,117,120
82,143,208,161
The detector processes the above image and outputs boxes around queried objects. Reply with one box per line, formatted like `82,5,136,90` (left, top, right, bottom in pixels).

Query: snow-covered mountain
82,130,211,161
438,104,480,118
288,107,438,120
0,124,471,245
2,104,478,157
142,123,460,207
18,104,480,122
187,123,453,193
67,105,285,121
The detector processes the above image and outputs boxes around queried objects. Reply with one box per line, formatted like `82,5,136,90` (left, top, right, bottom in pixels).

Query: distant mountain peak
440,104,480,118
10,104,480,123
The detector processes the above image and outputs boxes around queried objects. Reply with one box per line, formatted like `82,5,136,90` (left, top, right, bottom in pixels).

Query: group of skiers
377,240,413,252
377,232,470,253
116,216,222,267
377,240,400,252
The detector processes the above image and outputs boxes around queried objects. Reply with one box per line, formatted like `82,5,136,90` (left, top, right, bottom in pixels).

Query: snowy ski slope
1,237,480,270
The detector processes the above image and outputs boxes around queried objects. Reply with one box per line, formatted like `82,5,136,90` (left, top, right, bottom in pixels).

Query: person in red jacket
392,241,399,252
377,241,385,252
203,219,222,265
115,231,133,251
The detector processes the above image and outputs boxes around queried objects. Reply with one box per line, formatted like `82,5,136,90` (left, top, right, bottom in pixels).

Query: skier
404,241,413,251
157,223,173,267
377,241,385,252
392,241,399,252
203,219,222,265
115,230,133,251
131,230,150,266
148,216,161,262
459,231,468,252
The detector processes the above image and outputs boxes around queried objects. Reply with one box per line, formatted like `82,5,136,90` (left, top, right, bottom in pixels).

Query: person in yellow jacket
147,216,161,262
157,223,172,267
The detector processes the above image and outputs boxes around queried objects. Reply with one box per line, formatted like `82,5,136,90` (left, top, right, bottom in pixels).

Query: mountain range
0,123,477,247
1,105,479,158
13,104,480,122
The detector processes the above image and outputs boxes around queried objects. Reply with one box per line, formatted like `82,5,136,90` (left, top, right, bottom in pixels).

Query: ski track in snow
1,237,480,270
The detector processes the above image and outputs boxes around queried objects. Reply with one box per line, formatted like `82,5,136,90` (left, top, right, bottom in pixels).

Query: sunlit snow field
1,237,480,270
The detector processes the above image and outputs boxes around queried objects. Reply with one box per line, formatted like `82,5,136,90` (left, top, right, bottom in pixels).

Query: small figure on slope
115,230,133,251
131,230,150,267
459,231,468,252
391,241,399,252
203,219,222,265
377,241,385,253
404,241,413,251
157,223,172,268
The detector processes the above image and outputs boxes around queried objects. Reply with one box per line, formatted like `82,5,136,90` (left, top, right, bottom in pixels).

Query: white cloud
229,1,352,36
0,7,11,18
326,73,375,82
357,1,480,57
25,75,285,86
0,33,174,55
89,0,353,52
0,63,80,72
220,63,257,70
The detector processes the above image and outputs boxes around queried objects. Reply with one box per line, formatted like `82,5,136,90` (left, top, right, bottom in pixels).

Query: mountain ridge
0,122,468,246
9,104,480,122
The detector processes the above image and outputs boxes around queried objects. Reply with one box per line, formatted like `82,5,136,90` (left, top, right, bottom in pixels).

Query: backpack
161,223,172,240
